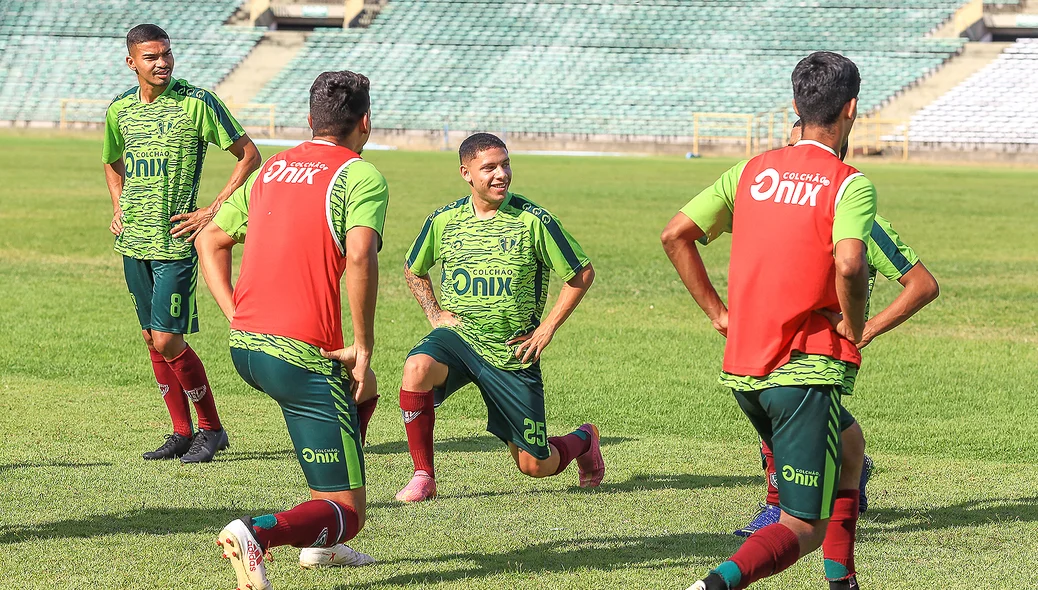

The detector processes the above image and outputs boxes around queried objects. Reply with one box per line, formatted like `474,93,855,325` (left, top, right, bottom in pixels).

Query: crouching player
196,71,388,589
395,133,604,503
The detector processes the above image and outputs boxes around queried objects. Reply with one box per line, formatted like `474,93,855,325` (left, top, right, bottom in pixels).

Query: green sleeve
866,214,920,281
343,162,390,251
405,213,444,276
212,169,259,243
833,174,877,245
530,213,591,282
185,90,245,150
679,160,746,244
101,103,124,164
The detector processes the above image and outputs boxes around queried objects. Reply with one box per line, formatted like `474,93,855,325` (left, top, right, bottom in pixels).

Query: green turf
0,132,1036,589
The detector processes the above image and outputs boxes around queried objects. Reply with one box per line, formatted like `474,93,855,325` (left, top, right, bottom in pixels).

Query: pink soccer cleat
395,470,437,503
575,423,605,488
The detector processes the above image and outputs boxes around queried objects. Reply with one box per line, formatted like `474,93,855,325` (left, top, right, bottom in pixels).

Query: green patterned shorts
734,385,855,520
123,255,198,334
231,347,365,491
409,328,550,460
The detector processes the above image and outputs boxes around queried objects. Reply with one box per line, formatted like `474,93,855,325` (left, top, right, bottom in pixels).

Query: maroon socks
251,499,359,549
149,348,192,437
400,388,435,476
167,345,222,431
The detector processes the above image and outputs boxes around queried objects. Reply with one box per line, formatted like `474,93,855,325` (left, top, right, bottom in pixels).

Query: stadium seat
909,38,1038,145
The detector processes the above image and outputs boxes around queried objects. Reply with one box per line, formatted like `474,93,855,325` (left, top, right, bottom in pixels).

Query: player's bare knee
516,454,553,478
151,331,185,359
402,354,436,390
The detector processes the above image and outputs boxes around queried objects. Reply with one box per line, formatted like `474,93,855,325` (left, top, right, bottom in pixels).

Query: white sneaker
217,519,272,590
687,582,708,590
299,543,375,569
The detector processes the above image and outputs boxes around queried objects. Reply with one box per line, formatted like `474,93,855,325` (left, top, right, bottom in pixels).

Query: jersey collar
794,139,838,157
308,139,336,146
137,77,178,104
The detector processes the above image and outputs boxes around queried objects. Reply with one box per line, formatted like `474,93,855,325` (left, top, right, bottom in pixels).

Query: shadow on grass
0,507,262,545
0,461,113,472
334,532,739,589
216,449,295,462
364,435,634,456
434,472,758,502
862,496,1038,537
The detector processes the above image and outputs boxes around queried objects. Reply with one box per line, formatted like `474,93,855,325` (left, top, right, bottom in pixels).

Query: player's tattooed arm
405,262,460,328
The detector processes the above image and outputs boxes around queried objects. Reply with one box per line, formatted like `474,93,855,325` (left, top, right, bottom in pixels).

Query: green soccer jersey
680,147,883,393
406,193,590,371
214,157,390,375
103,78,245,261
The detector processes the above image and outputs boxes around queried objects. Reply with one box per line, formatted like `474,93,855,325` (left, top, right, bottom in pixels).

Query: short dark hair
459,133,507,163
309,71,370,137
126,24,169,53
791,51,860,127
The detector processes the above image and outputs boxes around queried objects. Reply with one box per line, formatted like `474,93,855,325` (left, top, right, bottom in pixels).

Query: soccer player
196,70,387,588
663,52,874,590
734,121,940,537
102,24,260,463
395,133,604,503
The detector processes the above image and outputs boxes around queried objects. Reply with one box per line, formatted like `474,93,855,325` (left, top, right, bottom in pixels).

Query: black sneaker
831,575,860,590
143,433,193,460
180,428,229,463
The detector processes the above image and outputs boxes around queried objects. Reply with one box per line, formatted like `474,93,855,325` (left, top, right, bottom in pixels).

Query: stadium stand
253,0,969,136
0,0,262,123
909,38,1038,144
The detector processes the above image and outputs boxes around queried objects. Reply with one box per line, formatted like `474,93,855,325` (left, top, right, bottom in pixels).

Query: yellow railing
692,113,755,158
692,110,911,160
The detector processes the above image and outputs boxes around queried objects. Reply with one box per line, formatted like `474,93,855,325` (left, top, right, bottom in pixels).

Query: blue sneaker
733,503,781,537
858,454,874,514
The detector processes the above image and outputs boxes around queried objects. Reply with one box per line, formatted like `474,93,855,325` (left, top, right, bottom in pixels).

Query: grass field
1,131,1036,590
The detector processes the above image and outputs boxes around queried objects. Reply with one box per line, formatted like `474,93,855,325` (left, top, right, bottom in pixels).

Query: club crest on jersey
498,237,517,253
749,168,828,207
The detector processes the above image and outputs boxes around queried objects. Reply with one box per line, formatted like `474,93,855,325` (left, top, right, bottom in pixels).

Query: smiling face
127,39,174,88
460,146,512,205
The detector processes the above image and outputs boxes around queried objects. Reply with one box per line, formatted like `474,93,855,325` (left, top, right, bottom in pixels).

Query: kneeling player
395,133,604,503
197,71,388,588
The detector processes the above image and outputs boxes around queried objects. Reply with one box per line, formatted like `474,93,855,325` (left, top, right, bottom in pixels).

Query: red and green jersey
102,77,244,260
213,143,390,376
681,143,898,393
406,193,590,370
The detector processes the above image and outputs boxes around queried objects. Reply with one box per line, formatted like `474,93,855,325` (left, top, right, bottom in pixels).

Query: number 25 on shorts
523,418,546,448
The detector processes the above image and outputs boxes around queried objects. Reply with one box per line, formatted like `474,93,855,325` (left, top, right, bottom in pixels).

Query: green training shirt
680,149,881,393
406,193,590,371
213,157,390,375
103,77,245,261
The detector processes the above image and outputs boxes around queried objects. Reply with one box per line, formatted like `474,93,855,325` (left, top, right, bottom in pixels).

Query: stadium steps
874,42,1011,122
216,30,310,106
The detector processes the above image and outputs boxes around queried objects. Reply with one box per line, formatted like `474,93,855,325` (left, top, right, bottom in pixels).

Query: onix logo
782,464,820,487
450,268,513,297
749,168,823,207
301,448,340,463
